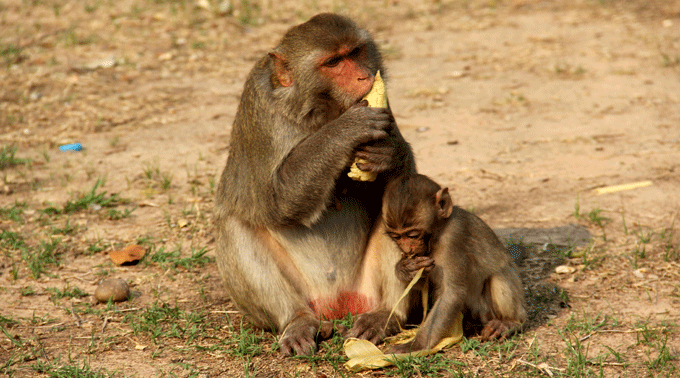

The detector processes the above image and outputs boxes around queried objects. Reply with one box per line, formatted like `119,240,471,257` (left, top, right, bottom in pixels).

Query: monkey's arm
274,104,393,225
389,283,465,354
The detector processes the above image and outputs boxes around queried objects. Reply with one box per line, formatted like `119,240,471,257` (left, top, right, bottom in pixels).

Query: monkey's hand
395,255,435,283
351,142,395,177
348,70,390,182
279,314,321,356
338,102,392,146
346,309,401,345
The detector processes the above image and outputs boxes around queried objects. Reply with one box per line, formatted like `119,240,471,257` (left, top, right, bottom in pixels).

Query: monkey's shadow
495,224,591,332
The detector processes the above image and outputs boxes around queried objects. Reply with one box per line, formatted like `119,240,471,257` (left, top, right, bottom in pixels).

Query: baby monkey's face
385,227,431,257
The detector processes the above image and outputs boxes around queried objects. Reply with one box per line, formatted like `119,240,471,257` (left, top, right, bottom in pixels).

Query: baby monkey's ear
435,187,453,219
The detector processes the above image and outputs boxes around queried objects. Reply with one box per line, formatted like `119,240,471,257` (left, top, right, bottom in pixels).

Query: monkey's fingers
354,327,383,345
353,146,394,173
280,333,317,356
279,317,320,356
387,340,415,355
480,319,506,341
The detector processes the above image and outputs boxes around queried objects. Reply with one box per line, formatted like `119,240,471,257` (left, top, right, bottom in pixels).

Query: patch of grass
21,238,63,279
146,245,212,271
660,215,679,262
0,44,25,68
291,322,350,375
223,318,271,358
85,239,105,255
41,178,124,215
385,352,464,377
2,230,27,280
0,201,27,223
0,230,27,251
563,311,613,336
51,219,78,235
106,206,137,220
587,208,611,241
0,314,19,327
123,302,208,345
21,286,36,296
575,240,606,270
629,241,646,269
32,357,118,378
559,330,595,377
0,145,31,169
142,161,173,191
635,320,677,374
46,285,89,305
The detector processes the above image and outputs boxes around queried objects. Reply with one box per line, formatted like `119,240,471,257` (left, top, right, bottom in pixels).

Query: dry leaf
109,245,146,265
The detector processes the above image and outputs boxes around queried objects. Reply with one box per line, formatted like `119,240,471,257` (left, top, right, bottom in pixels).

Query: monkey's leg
480,269,526,341
215,216,320,356
348,221,409,344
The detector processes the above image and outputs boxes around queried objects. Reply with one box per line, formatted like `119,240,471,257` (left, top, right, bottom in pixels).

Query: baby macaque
382,174,526,353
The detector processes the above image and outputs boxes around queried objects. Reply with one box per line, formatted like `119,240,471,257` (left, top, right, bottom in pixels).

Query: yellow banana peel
348,71,387,182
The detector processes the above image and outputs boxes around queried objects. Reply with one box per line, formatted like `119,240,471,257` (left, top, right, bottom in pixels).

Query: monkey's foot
480,319,521,341
279,315,320,356
346,310,401,345
386,340,417,355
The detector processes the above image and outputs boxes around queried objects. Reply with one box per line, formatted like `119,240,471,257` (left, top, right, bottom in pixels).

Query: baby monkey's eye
387,232,401,240
407,231,421,239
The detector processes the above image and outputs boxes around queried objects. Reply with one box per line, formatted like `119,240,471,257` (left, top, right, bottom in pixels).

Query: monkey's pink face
387,229,430,257
318,44,375,101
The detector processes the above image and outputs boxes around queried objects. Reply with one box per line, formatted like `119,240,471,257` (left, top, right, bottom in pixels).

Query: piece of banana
348,71,387,182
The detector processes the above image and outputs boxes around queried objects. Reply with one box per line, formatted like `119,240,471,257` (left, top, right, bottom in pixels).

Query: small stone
95,278,130,303
555,265,576,274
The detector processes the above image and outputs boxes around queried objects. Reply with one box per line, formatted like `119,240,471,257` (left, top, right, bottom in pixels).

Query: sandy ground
1,0,679,376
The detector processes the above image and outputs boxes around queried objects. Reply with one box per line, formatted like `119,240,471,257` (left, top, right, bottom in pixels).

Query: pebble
94,278,130,303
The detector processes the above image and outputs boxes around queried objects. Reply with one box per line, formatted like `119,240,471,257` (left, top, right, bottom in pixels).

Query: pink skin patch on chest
309,291,375,320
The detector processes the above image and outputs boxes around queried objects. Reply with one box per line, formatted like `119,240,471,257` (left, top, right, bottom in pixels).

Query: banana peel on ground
343,312,463,372
343,267,464,372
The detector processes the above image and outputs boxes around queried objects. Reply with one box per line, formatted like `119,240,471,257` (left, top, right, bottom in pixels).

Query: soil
1,0,679,377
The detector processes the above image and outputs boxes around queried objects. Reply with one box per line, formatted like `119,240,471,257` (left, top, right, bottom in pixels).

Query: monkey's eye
348,46,363,59
323,56,343,68
387,232,401,240
406,231,421,240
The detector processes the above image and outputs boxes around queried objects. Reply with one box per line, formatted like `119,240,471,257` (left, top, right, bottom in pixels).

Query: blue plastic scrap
59,143,83,152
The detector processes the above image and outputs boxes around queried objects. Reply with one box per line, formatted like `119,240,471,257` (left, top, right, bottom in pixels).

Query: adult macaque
382,174,526,353
214,13,415,356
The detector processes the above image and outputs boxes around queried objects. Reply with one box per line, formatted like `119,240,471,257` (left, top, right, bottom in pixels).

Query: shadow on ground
497,224,591,331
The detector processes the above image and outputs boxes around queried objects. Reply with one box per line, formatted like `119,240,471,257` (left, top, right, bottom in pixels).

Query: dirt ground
1,0,679,377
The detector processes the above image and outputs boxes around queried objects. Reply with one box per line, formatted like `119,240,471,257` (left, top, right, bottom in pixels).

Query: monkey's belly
309,291,375,320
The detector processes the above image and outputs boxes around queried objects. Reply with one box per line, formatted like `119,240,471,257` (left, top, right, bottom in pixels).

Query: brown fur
382,174,526,352
214,13,416,356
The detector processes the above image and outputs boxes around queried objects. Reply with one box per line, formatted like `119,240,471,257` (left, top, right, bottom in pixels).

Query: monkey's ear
269,51,294,87
436,187,453,219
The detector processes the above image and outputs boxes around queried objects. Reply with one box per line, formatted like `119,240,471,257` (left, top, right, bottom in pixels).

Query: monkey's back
435,206,514,282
